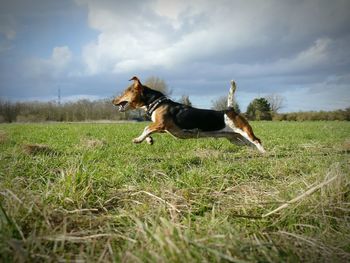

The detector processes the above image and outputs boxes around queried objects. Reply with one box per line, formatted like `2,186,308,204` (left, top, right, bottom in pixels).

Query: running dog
112,76,266,153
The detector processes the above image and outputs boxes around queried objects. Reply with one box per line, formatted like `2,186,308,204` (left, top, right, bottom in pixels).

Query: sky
0,0,350,112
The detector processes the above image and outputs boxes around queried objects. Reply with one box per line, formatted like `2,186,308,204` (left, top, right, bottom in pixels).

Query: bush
246,98,272,120
272,108,350,121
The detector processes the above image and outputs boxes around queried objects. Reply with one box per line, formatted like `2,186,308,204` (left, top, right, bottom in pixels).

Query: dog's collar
147,96,168,116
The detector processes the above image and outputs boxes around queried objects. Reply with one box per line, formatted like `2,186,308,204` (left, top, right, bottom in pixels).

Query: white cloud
51,46,72,69
2,0,349,112
279,77,350,112
25,46,72,78
76,0,350,78
224,37,334,77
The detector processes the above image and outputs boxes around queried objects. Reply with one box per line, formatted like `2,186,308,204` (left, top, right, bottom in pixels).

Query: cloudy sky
0,0,349,112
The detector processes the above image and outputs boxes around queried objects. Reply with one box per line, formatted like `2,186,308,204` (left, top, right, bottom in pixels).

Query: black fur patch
140,88,226,132
169,102,226,131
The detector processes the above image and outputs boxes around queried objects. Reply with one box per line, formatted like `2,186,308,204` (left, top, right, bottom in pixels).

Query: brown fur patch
152,105,167,123
112,78,145,110
226,110,261,143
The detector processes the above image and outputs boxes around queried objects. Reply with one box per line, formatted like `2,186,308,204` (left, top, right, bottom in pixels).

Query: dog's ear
129,76,142,89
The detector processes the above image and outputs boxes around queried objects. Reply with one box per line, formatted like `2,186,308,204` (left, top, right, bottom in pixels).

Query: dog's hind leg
226,133,248,146
224,112,266,153
225,80,265,153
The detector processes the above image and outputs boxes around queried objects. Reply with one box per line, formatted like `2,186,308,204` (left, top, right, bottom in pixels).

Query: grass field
0,121,349,262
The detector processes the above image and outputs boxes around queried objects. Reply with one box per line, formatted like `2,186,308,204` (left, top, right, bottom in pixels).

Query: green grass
0,121,349,262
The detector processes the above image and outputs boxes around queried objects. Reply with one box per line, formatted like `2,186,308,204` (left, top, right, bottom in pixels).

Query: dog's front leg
145,136,153,145
133,126,153,144
132,125,162,144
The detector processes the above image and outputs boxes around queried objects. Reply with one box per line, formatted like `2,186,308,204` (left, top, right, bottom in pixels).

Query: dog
112,76,266,153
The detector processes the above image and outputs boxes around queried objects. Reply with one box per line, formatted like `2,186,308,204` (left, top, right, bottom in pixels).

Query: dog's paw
132,138,142,144
146,137,154,145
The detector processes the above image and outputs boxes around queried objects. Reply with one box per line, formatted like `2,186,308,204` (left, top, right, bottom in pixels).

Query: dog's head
112,76,146,112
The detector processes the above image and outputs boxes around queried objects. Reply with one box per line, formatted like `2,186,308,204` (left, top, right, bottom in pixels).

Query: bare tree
0,99,20,123
266,94,285,113
178,95,192,106
144,76,171,95
211,96,240,113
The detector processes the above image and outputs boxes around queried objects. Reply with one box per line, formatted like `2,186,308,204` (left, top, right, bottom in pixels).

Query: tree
246,98,272,120
178,95,192,106
211,95,240,113
266,94,285,113
144,76,171,95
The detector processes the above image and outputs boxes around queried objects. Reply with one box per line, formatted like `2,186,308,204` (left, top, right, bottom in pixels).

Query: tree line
1,96,348,123
211,94,349,121
1,76,349,122
244,97,350,121
0,99,124,123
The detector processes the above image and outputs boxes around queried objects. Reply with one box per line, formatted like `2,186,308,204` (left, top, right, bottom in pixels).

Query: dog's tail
227,80,237,108
225,80,266,153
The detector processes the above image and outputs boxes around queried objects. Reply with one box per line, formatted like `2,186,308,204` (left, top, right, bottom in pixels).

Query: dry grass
342,139,350,151
80,138,106,149
0,131,8,144
22,144,58,155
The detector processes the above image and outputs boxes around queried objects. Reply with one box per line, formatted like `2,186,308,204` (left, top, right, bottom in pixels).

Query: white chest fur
151,111,156,122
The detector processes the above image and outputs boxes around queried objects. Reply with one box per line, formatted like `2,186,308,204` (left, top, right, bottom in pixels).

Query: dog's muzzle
114,101,129,112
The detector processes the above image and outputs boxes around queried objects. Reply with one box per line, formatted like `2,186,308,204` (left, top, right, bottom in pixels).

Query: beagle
112,76,266,153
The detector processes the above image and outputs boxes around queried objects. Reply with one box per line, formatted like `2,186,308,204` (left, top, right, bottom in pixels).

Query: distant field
0,121,349,262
